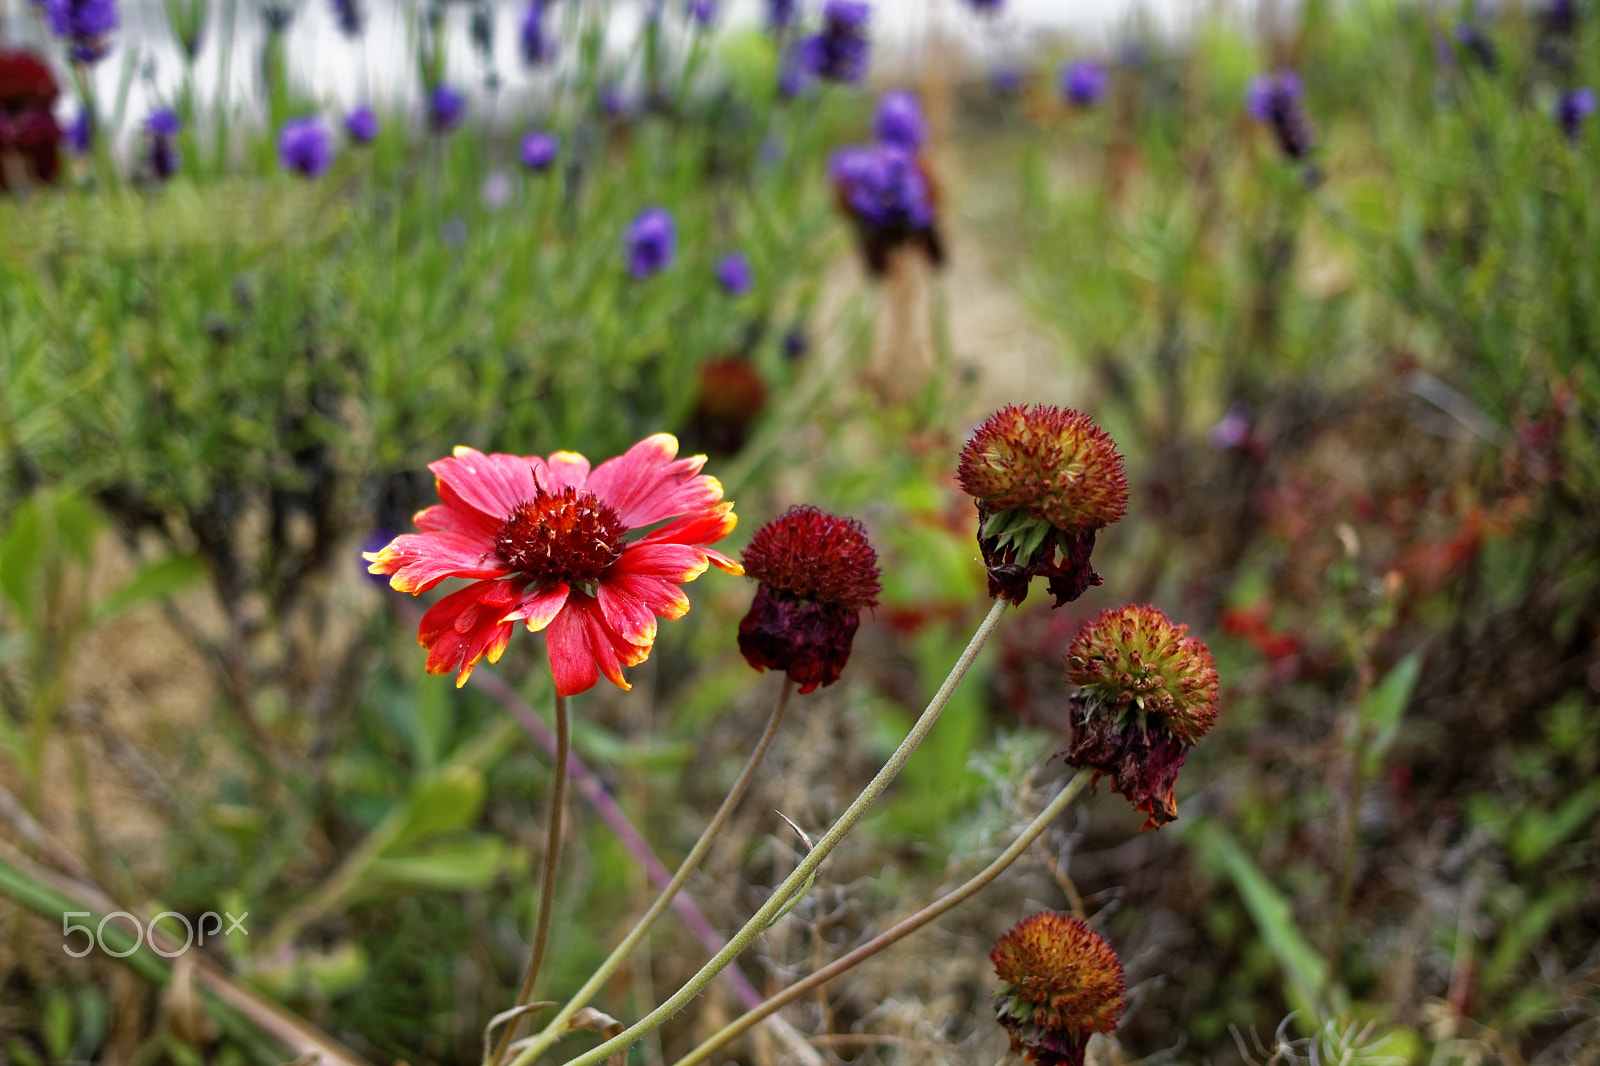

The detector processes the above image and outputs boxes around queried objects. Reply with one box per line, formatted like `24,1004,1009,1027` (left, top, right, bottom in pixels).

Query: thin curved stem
509,679,796,1064
532,598,1010,1066
491,691,571,1066
668,768,1094,1066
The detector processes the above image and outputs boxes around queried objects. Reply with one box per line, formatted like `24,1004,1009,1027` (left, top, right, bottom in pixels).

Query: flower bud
957,406,1127,607
738,506,880,693
991,911,1126,1066
1065,604,1220,828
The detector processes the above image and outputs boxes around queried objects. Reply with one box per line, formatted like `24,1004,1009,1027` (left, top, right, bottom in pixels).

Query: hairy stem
509,680,795,1063
531,598,1010,1066
668,768,1094,1066
491,691,571,1065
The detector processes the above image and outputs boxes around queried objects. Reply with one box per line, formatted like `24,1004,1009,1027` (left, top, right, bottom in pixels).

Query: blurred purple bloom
687,0,718,25
964,0,1004,10
875,89,926,150
520,130,559,170
777,52,809,99
715,252,754,295
147,108,180,138
800,0,870,84
67,108,92,154
146,107,180,180
625,207,677,279
330,0,362,36
782,325,808,360
1207,404,1253,450
278,116,333,177
428,84,466,133
1246,69,1316,160
1555,87,1596,140
829,143,933,231
599,84,626,117
1060,59,1108,106
1544,0,1575,35
765,0,797,31
520,0,555,66
44,0,118,62
989,65,1025,96
481,170,513,210
345,105,379,143
1453,21,1498,70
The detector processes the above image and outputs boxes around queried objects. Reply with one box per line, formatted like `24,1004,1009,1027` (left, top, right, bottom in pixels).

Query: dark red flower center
494,487,628,586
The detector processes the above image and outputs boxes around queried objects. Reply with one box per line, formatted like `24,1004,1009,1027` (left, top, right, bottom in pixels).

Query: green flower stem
530,598,1011,1066
506,679,796,1065
668,767,1093,1066
491,691,572,1066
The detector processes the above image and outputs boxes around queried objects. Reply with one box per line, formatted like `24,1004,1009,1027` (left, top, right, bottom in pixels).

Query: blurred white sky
2,0,1257,132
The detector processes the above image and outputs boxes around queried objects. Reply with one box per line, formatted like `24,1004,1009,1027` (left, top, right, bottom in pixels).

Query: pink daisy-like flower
365,434,742,695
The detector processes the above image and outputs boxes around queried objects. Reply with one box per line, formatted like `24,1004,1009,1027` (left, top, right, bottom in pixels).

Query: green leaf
0,498,44,615
1189,819,1344,1017
90,554,206,623
1359,652,1421,775
51,494,102,566
1481,881,1585,995
390,766,486,850
367,836,506,890
1509,780,1600,869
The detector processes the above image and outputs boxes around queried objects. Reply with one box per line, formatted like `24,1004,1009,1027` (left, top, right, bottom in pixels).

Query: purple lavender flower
1453,21,1498,70
330,0,362,36
800,0,871,84
875,89,926,150
1544,0,1576,36
964,0,1004,11
1555,87,1596,141
782,325,808,360
715,252,754,295
687,0,718,25
520,0,555,66
66,108,92,154
777,51,809,99
829,143,933,231
599,84,626,118
989,65,1025,96
765,0,797,31
520,130,559,171
625,207,677,279
1060,59,1108,106
145,107,180,180
830,142,941,274
481,171,513,210
44,0,118,63
428,84,466,133
1246,69,1315,160
345,105,379,143
278,116,333,177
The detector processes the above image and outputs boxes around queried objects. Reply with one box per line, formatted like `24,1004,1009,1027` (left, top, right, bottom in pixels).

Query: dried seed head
991,912,1126,1066
738,506,880,693
741,505,880,609
958,406,1128,536
1064,605,1220,827
1066,605,1219,745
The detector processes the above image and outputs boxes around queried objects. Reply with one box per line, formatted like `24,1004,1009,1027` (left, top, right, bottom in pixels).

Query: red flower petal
430,447,540,523
418,578,523,687
503,582,571,632
544,595,652,696
538,451,592,492
586,433,724,528
614,542,711,582
366,531,509,593
414,501,500,541
634,502,744,574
